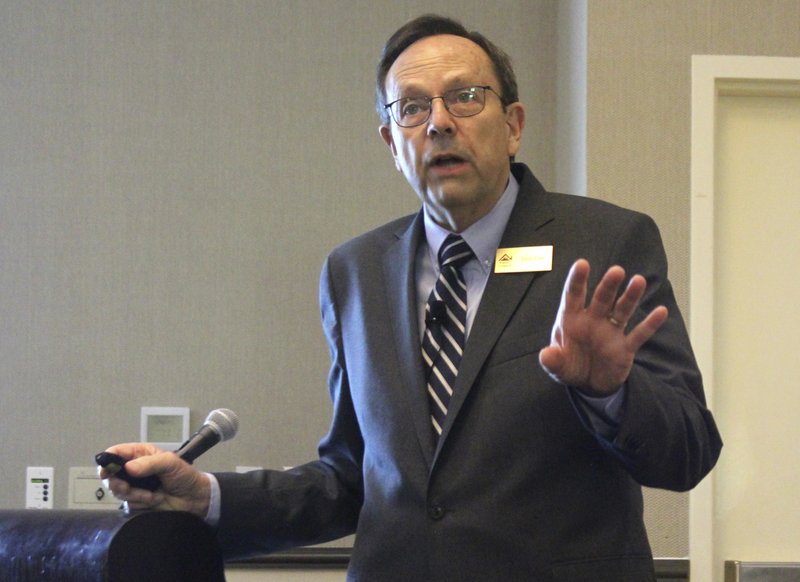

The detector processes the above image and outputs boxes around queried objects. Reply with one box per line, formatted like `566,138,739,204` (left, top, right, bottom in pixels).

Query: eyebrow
394,80,483,99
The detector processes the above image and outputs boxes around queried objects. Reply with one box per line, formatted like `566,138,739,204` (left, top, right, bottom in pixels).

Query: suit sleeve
580,212,722,491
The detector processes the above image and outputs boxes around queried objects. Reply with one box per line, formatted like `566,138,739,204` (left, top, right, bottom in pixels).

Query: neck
427,207,480,233
426,187,506,233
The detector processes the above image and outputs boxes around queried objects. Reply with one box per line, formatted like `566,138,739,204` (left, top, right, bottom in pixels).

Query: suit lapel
383,213,437,466
435,170,557,453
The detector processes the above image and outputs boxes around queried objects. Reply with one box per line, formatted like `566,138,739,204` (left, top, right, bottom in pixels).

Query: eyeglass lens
390,86,487,127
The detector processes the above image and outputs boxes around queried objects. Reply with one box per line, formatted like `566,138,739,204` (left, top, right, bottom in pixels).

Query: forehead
386,34,496,97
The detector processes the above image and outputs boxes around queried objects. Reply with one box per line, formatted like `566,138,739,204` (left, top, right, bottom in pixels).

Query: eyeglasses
384,85,500,128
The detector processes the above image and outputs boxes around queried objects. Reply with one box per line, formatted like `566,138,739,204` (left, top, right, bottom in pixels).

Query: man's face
379,34,525,232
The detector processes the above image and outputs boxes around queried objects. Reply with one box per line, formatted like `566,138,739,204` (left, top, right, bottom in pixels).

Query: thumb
539,345,565,376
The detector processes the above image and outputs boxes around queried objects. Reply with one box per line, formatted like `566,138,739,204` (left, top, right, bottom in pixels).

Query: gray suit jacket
215,164,722,581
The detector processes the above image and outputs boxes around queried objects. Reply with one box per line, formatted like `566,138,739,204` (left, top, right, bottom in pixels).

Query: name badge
494,245,553,274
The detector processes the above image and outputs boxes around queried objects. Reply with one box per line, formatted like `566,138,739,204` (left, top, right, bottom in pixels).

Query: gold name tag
494,245,553,273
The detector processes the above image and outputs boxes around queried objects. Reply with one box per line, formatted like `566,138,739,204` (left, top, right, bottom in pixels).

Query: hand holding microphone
97,408,239,493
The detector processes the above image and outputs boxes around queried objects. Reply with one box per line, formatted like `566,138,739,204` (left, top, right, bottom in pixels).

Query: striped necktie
421,234,473,436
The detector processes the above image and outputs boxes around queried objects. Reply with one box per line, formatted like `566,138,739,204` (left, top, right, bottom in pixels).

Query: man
103,14,722,581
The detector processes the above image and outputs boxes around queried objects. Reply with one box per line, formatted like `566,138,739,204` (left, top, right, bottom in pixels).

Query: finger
98,444,169,499
609,274,647,323
587,265,626,319
103,474,136,502
561,259,591,314
625,306,669,351
98,466,115,481
123,487,165,508
123,451,180,481
106,442,163,460
99,444,168,481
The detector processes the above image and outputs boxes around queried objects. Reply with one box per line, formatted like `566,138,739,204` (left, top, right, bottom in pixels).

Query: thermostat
140,407,190,450
26,466,54,509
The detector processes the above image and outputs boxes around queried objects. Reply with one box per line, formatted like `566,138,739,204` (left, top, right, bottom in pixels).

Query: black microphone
426,300,447,325
175,408,240,464
96,408,240,492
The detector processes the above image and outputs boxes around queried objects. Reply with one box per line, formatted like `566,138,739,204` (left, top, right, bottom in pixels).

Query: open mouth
430,154,467,168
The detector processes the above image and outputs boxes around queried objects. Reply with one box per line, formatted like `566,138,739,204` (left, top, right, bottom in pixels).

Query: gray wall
0,0,556,506
2,0,799,563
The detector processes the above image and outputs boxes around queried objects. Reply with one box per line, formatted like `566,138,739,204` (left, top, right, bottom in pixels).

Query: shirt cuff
204,472,221,527
571,385,626,440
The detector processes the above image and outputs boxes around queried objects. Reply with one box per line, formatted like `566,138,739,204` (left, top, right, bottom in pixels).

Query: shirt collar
423,174,520,273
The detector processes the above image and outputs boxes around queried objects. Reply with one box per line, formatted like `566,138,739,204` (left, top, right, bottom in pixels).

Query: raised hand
538,259,668,395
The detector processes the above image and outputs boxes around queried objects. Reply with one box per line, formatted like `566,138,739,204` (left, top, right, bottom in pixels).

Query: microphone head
205,408,239,442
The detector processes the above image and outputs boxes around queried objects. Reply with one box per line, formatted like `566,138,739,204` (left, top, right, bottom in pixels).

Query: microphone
96,408,239,492
175,408,239,464
426,301,447,325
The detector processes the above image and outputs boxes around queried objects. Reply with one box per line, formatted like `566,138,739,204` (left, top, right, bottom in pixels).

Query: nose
427,97,455,136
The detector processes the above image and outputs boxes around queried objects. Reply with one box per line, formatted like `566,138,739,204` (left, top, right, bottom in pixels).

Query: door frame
689,54,800,582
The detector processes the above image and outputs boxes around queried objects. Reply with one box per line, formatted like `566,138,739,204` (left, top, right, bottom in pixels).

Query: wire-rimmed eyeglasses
384,85,500,128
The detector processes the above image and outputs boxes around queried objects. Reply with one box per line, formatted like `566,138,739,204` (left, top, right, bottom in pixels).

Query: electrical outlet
25,467,54,509
67,467,119,510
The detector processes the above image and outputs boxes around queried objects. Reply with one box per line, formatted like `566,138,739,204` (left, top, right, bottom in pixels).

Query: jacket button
625,436,643,452
428,505,446,520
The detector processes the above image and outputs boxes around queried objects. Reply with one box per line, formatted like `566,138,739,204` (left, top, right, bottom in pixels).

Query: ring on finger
607,314,623,327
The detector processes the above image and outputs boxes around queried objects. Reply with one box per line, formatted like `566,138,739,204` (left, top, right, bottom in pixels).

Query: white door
690,56,800,582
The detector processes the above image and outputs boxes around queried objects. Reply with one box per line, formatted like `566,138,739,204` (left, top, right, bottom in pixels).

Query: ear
504,102,525,158
379,124,401,171
379,124,397,154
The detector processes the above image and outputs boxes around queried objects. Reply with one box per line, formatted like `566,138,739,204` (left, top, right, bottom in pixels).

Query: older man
103,14,721,581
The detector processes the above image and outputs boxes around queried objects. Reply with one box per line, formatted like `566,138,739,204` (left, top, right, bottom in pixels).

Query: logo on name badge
494,245,553,274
